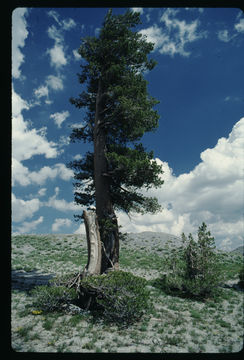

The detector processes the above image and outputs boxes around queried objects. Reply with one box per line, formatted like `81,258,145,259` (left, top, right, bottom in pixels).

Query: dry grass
11,233,243,353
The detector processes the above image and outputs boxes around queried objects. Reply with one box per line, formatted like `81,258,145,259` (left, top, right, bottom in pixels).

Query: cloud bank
118,118,244,250
12,87,58,162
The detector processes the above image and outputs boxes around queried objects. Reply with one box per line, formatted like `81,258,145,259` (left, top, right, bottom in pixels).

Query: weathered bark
82,210,101,277
93,78,119,273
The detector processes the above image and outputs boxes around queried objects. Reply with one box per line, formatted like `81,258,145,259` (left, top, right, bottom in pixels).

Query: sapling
163,222,222,299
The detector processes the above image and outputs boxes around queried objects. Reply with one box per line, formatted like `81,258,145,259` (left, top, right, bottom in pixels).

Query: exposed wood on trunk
82,210,101,277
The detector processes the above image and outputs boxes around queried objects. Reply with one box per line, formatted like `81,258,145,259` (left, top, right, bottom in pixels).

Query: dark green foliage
78,271,151,325
159,223,223,299
68,9,163,218
31,285,78,313
106,144,163,214
239,263,244,288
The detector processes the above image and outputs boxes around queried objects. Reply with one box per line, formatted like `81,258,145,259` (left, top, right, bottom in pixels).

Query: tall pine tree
68,9,164,273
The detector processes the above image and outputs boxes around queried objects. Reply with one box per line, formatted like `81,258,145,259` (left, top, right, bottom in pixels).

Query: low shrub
31,270,151,324
161,223,222,299
31,285,78,313
78,270,151,325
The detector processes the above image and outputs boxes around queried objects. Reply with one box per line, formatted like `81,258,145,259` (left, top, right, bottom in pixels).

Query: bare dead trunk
82,209,119,277
93,78,119,274
82,210,101,277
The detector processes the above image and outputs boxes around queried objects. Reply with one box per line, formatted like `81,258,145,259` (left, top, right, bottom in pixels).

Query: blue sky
12,7,244,250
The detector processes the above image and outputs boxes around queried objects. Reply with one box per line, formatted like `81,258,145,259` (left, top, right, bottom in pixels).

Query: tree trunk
82,210,101,277
94,78,119,274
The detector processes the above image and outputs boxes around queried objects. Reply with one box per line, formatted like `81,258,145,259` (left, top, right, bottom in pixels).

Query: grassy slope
11,234,243,353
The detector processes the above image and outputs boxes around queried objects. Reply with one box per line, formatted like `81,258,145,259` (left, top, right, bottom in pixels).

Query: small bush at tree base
31,285,78,313
78,270,151,325
30,271,151,325
161,223,223,299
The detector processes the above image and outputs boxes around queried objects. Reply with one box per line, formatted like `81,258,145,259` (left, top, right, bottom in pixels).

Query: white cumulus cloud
74,223,86,235
73,49,80,61
15,216,44,234
12,86,29,115
234,17,244,33
12,8,29,79
46,75,64,90
12,161,74,186
217,14,244,43
12,87,74,190
131,8,144,15
47,44,67,68
217,29,236,43
47,10,76,30
73,154,82,160
139,25,169,51
45,188,80,212
33,74,64,104
38,188,47,197
50,110,70,128
12,87,59,162
52,218,72,232
34,85,49,99
12,193,41,222
46,10,76,69
140,8,207,57
62,18,76,30
28,164,72,185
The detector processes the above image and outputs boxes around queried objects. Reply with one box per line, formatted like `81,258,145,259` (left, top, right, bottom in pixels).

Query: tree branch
99,103,114,115
118,185,132,194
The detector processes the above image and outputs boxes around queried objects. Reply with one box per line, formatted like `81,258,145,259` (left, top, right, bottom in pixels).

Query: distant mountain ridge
123,231,182,251
231,245,244,256
17,232,243,254
126,232,243,254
